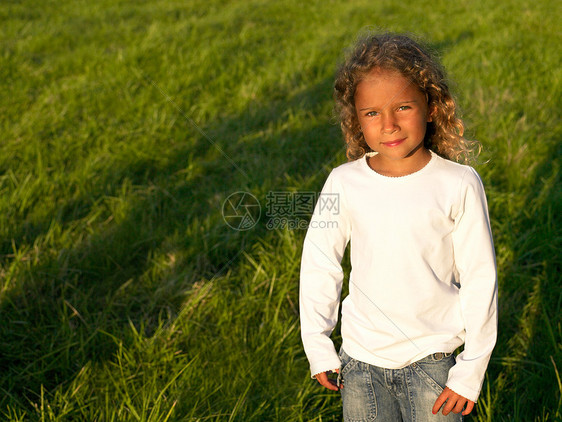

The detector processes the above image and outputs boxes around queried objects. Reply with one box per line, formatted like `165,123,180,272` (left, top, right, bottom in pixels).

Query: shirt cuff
445,380,480,403
310,357,342,379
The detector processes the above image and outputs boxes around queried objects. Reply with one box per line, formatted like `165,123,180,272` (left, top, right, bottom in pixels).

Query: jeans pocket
340,358,377,422
411,354,454,395
339,348,358,377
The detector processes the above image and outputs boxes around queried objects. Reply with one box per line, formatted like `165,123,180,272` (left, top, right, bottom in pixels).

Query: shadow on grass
483,137,561,419
0,73,343,414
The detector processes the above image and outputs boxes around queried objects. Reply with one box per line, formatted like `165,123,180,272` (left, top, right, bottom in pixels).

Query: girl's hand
432,387,475,416
315,369,340,391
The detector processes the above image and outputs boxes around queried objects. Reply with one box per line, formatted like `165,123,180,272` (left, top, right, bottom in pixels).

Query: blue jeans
338,348,463,422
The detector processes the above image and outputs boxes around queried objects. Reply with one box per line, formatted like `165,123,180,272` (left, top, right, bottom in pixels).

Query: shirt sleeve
446,167,498,402
299,170,352,378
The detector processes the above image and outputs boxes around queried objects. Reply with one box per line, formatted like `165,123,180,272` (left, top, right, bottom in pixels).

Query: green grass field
1,0,560,420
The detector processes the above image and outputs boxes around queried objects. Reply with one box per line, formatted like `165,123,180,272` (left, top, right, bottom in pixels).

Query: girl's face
354,68,432,175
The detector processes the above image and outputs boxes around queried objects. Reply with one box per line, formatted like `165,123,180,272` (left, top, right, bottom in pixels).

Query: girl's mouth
382,138,405,147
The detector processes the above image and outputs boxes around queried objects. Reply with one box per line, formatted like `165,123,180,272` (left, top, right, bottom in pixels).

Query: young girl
299,33,497,421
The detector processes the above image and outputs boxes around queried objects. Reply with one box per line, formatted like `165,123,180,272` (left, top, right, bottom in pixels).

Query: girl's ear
427,104,435,123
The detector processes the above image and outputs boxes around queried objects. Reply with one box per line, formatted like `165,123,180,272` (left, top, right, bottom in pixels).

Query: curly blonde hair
334,32,479,163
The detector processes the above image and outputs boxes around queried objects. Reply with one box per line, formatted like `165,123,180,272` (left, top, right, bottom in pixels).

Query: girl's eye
398,105,411,111
366,111,379,117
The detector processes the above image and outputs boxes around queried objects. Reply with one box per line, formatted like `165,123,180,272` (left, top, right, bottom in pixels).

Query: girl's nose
381,113,398,134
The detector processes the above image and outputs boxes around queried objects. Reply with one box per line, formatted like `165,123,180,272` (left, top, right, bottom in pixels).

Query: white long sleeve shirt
299,150,498,402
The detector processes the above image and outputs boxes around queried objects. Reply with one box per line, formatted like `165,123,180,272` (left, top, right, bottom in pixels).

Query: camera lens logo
222,191,261,231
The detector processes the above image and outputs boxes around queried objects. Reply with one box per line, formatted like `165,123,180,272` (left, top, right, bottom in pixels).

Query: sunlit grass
0,0,560,420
